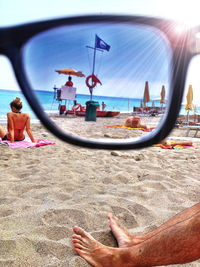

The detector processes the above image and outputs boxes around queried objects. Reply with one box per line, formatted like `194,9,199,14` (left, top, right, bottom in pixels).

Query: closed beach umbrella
143,81,150,107
185,84,194,123
160,85,165,104
185,84,193,111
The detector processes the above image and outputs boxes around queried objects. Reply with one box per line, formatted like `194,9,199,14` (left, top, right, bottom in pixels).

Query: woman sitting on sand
0,97,35,143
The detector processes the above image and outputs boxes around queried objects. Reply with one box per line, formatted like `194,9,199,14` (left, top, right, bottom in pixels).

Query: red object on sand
67,109,120,117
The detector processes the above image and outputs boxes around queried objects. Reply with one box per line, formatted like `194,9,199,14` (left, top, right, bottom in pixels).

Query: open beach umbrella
185,84,194,122
160,85,165,104
55,68,85,77
143,81,150,107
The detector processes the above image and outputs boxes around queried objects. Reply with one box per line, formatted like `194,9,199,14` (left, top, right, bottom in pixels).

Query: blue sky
1,0,200,103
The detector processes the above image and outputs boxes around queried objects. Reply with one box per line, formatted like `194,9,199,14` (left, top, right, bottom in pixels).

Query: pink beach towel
0,138,55,148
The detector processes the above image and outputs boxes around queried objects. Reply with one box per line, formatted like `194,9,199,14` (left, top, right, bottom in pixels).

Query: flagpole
92,44,96,76
90,36,97,100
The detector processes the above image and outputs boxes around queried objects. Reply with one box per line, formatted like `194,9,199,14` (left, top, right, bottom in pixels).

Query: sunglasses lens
22,22,172,141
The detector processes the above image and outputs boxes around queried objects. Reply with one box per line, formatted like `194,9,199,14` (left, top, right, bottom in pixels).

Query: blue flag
95,35,110,51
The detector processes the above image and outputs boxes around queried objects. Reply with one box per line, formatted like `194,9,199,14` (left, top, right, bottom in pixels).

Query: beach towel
0,138,55,148
152,143,195,149
105,125,153,132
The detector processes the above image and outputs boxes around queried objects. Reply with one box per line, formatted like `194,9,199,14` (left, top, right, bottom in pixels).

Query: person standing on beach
0,97,35,143
102,101,106,111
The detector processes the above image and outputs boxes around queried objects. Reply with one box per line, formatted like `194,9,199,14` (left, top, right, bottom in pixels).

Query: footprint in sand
35,239,72,261
42,209,87,227
34,225,71,241
0,209,14,217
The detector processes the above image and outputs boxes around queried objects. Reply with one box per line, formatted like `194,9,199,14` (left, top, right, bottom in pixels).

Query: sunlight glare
160,0,200,27
174,25,188,34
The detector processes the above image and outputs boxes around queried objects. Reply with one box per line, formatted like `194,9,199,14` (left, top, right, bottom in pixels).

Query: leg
132,211,200,266
72,209,200,266
107,213,145,247
108,202,200,247
170,141,193,147
142,202,200,240
0,126,6,139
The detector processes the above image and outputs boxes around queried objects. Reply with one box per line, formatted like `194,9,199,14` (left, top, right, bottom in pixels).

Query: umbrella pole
187,110,189,125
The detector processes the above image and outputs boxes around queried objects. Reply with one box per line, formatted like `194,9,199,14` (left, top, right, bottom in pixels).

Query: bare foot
72,226,121,267
108,213,145,247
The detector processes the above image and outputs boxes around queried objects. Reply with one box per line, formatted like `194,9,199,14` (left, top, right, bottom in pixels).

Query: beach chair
177,114,199,126
183,125,200,137
132,107,143,115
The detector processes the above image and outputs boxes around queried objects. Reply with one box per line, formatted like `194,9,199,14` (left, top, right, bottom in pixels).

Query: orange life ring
72,103,81,111
80,105,86,112
86,75,97,89
86,74,102,89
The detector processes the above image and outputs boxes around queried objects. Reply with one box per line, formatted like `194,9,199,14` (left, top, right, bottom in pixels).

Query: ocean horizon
0,89,193,123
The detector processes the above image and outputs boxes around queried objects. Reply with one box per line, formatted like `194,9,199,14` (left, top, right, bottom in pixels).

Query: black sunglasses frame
0,15,196,149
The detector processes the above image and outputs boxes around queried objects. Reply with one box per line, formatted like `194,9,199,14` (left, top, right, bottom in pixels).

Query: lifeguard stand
51,85,76,114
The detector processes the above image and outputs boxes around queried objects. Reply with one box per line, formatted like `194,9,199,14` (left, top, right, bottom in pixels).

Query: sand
0,115,200,267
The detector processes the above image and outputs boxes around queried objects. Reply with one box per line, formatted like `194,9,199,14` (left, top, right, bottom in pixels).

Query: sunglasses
0,15,197,149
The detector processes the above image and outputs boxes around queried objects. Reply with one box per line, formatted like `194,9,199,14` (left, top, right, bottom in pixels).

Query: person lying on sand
72,202,200,266
124,116,155,130
160,139,193,147
0,97,35,143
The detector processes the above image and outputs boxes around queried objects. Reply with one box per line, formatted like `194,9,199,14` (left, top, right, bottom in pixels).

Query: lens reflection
23,22,172,141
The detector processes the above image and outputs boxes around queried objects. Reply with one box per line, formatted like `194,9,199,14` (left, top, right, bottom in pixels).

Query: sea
0,89,192,123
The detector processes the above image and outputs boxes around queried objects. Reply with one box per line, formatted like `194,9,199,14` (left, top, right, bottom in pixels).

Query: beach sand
0,115,200,267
